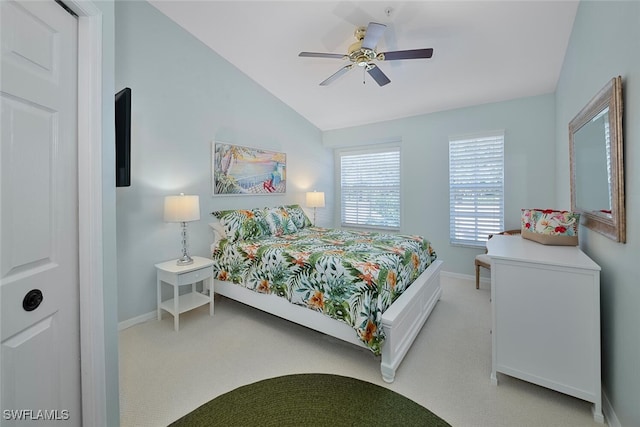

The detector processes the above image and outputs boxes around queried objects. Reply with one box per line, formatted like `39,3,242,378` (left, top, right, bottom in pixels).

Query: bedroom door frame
61,1,106,425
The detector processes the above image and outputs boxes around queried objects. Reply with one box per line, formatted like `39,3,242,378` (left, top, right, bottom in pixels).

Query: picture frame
212,142,286,195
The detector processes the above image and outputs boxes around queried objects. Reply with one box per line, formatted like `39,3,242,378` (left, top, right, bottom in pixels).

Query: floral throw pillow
521,209,580,246
211,209,269,242
283,204,312,229
263,207,298,237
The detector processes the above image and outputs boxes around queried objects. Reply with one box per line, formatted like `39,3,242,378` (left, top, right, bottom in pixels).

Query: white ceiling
149,1,579,131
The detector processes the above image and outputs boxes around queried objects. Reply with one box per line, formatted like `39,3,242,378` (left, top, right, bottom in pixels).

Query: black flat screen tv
115,87,131,187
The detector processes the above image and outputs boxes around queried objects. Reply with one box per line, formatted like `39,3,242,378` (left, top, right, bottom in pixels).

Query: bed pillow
208,220,227,242
263,207,298,237
211,208,270,242
283,204,312,229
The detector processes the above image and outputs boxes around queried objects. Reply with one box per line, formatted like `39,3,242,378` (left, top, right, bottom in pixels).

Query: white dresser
486,235,603,423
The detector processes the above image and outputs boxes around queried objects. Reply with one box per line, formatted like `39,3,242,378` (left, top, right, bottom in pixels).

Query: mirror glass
573,107,611,215
569,76,625,242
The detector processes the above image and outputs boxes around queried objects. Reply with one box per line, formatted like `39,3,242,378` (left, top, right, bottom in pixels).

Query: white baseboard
440,270,472,281
118,310,156,331
441,270,490,286
603,390,621,427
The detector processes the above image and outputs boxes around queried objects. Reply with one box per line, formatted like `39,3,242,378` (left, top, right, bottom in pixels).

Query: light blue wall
113,1,639,423
114,1,332,322
324,94,557,275
555,1,640,425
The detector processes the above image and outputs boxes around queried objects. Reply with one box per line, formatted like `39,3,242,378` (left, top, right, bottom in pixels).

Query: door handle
23,289,43,312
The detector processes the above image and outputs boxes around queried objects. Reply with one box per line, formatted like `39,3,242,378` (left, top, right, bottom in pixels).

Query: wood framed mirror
569,76,625,243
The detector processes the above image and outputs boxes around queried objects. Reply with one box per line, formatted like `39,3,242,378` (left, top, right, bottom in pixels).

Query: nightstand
156,256,215,331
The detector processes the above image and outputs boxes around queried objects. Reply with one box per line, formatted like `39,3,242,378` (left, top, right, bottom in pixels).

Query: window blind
339,147,400,230
449,132,504,246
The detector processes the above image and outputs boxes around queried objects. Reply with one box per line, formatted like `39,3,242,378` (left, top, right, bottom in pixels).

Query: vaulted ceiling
149,1,579,131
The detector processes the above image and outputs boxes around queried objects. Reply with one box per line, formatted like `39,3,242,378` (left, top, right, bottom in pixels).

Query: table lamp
305,191,325,226
164,193,200,265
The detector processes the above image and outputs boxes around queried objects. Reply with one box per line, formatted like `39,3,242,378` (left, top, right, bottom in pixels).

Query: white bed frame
212,258,443,383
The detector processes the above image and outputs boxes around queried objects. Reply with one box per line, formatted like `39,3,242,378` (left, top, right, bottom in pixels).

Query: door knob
23,289,43,312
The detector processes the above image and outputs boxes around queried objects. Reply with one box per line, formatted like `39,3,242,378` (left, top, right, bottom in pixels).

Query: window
338,146,400,230
449,131,504,247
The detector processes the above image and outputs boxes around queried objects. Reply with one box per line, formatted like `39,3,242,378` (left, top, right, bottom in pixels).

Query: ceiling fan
299,22,433,87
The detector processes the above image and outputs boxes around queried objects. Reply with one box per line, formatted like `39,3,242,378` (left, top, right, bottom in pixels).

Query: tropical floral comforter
211,227,437,355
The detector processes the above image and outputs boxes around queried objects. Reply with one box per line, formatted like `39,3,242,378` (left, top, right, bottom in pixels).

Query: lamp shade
306,191,325,208
164,194,200,223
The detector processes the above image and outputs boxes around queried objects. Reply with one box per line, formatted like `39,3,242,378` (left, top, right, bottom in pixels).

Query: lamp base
176,255,194,266
176,221,194,265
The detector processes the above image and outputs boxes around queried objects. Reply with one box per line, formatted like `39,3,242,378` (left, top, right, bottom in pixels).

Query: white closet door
1,0,81,424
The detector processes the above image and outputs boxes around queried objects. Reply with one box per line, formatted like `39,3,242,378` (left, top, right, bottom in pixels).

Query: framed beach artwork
212,142,286,195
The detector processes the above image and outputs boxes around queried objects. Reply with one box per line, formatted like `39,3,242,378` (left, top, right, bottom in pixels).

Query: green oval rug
169,373,451,426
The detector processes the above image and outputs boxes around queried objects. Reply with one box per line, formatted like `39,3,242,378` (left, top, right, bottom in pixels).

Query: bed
208,205,443,382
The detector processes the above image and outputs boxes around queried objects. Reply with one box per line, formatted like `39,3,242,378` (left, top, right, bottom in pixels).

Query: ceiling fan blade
320,64,354,86
380,48,434,61
299,52,346,59
366,64,390,87
361,22,386,50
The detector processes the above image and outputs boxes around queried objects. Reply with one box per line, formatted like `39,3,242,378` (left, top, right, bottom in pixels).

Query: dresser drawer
177,266,212,286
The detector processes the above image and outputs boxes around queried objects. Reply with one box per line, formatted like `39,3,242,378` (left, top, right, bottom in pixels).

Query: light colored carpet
119,275,606,426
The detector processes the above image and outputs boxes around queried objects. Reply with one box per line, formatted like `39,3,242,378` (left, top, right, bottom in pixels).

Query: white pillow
208,220,227,243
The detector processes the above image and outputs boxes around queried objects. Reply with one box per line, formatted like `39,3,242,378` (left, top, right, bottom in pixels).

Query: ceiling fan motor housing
349,48,376,67
349,26,376,67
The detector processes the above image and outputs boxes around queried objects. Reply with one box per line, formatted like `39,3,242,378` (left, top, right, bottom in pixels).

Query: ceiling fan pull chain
363,67,366,85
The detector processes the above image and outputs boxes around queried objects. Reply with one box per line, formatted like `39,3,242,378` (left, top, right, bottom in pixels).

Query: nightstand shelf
159,291,210,317
156,256,215,331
